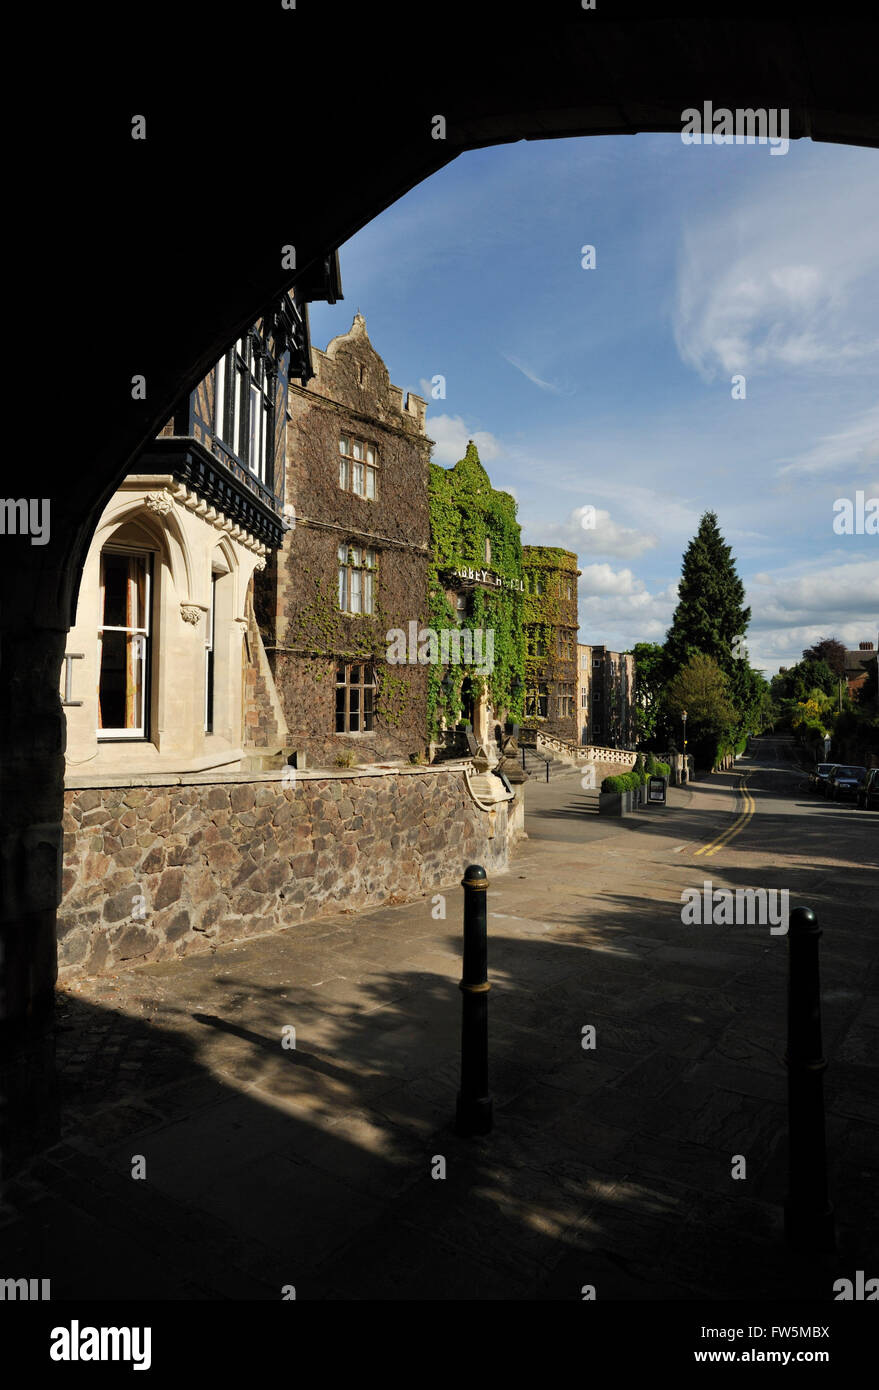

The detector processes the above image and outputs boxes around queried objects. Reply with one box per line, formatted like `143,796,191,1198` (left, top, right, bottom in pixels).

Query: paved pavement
3,737,877,1299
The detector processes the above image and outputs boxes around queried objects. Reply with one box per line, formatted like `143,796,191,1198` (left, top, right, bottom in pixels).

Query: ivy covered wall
427,442,525,739
258,315,432,767
522,545,580,740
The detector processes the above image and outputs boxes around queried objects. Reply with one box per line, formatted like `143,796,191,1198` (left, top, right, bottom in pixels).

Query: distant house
577,644,637,748
844,640,876,700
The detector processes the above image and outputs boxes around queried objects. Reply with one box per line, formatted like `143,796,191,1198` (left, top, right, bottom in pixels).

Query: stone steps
520,749,578,780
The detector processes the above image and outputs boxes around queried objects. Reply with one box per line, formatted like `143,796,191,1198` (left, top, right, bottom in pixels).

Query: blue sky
308,133,879,678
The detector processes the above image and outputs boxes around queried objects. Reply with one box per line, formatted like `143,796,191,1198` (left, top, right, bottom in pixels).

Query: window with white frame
337,543,376,614
214,335,273,484
98,550,151,738
338,436,378,499
336,663,375,732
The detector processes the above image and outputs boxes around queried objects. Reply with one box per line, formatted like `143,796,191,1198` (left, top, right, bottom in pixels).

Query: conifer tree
663,511,750,682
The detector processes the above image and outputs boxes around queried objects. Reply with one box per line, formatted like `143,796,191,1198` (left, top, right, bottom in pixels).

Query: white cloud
747,558,879,627
501,352,570,395
576,572,679,649
673,170,879,381
579,563,643,597
524,504,658,559
777,404,879,477
742,558,879,674
425,414,502,466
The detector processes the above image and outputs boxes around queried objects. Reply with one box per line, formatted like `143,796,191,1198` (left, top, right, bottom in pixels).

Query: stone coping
64,761,476,791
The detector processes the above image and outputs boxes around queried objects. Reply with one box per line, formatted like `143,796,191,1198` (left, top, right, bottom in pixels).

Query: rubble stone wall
58,767,518,978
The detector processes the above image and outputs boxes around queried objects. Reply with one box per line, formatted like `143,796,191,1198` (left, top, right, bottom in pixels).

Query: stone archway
3,9,877,1162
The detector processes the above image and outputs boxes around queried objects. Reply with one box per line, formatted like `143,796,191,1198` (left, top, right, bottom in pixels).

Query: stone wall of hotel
243,584,288,753
58,767,519,978
258,313,433,769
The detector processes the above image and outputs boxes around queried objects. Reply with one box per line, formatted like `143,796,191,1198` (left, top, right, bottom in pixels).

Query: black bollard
784,906,835,1251
455,864,493,1136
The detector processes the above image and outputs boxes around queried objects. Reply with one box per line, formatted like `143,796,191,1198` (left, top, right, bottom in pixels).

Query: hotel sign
449,565,524,593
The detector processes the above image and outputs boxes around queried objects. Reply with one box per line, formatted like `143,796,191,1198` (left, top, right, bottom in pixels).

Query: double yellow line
695,773,755,858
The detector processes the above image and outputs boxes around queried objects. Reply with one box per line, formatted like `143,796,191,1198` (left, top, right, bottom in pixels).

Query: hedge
645,756,670,777
601,754,670,793
601,770,642,793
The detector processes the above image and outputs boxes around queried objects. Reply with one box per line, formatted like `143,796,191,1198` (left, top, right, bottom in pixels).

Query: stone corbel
180,603,206,625
145,491,173,515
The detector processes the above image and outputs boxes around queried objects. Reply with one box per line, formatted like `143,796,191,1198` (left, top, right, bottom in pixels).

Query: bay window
214,335,274,485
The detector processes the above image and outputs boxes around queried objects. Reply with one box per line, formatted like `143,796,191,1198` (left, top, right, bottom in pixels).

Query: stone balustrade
535,732,637,769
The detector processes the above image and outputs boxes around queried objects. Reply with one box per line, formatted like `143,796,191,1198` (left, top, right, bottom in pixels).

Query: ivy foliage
521,546,579,693
288,565,412,727
427,442,525,737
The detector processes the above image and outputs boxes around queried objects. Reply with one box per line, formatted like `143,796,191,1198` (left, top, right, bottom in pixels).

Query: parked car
809,763,837,793
856,767,879,811
824,765,867,801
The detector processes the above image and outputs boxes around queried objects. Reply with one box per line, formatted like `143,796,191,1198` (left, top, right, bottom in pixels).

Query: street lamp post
682,709,688,784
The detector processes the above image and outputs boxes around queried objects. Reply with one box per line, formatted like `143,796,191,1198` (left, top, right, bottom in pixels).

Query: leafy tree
728,660,770,737
630,641,665,741
666,653,738,741
663,512,750,683
802,637,847,677
773,657,836,704
791,697,830,731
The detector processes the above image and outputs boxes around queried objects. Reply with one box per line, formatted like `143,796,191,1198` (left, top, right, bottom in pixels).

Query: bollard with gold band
455,864,493,1136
